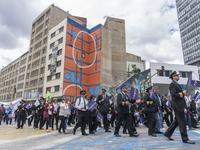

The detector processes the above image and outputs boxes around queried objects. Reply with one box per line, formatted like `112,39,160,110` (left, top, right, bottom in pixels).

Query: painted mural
118,69,151,98
62,18,101,102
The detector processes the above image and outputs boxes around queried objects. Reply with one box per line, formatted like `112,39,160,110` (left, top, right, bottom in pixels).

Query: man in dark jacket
164,71,195,144
114,85,139,137
16,100,27,129
96,89,111,132
0,104,5,125
35,97,45,129
153,87,163,134
28,101,35,127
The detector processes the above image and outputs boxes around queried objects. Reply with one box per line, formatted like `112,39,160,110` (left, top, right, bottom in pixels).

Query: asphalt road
0,122,200,150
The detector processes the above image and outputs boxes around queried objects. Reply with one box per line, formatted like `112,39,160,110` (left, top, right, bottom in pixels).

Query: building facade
175,0,200,75
0,52,28,102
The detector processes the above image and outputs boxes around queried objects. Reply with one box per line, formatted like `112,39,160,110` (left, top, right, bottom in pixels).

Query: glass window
57,60,61,67
57,49,62,55
46,87,51,93
50,42,54,49
58,38,63,44
59,27,64,33
55,85,60,92
51,32,55,38
47,76,52,81
56,73,60,79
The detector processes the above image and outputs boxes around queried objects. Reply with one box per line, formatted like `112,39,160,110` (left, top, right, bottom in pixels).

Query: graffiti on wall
62,18,101,102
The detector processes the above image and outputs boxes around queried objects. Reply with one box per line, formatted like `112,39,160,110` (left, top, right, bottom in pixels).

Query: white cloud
0,0,183,69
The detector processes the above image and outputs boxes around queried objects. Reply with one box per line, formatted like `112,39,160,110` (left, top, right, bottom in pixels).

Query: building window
49,54,52,59
29,56,32,61
55,85,60,92
47,75,52,81
40,67,44,74
41,57,45,64
43,38,47,44
38,88,43,98
25,82,28,88
44,28,48,35
179,71,190,78
57,60,61,67
31,39,33,45
56,73,60,79
42,47,46,54
46,20,49,26
26,73,29,79
48,64,51,70
59,27,64,33
28,64,31,70
158,70,163,76
57,49,62,55
50,42,55,49
58,38,63,44
39,78,43,84
46,87,51,93
30,47,32,53
51,32,55,38
46,9,50,17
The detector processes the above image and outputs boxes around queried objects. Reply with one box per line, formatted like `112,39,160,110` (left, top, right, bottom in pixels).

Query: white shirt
109,99,113,105
75,97,88,111
53,103,58,113
59,103,70,117
48,106,52,115
196,99,200,109
184,96,191,107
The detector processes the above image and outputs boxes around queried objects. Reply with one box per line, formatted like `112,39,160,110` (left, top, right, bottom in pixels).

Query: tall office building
175,0,200,75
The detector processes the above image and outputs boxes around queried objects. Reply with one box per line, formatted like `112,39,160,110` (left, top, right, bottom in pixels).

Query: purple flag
73,109,76,114
150,86,155,99
107,113,112,121
97,112,103,122
134,112,139,117
187,71,200,87
193,92,200,102
129,87,139,100
140,116,144,123
87,100,98,112
25,103,31,109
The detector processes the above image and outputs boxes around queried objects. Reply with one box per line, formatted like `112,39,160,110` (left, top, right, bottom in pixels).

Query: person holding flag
16,100,27,129
73,90,89,136
114,85,139,137
144,86,157,137
164,71,195,144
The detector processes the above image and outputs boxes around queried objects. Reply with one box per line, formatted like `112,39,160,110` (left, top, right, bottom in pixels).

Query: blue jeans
0,115,3,125
155,112,162,132
185,108,192,128
65,118,68,129
6,114,12,125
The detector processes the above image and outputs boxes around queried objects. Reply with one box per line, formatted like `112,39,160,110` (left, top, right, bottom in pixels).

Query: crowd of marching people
0,71,199,144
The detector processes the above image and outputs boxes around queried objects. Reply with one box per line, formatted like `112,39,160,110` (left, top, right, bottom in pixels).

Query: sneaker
46,130,50,133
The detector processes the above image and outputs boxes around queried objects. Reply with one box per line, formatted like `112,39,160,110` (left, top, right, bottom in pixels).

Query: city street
0,121,200,150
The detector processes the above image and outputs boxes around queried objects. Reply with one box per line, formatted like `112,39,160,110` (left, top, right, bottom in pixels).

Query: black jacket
169,80,187,111
28,104,36,115
117,92,131,114
36,102,45,116
18,104,27,116
97,94,111,113
144,92,157,112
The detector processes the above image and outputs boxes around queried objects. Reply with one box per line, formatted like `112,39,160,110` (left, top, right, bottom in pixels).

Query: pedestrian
35,97,45,129
153,86,163,134
109,95,115,128
52,98,59,130
6,107,12,125
162,95,171,127
28,101,35,127
88,95,98,134
43,99,54,132
73,90,89,135
164,71,195,144
96,89,112,132
16,100,27,129
114,85,139,137
144,86,157,137
0,104,5,125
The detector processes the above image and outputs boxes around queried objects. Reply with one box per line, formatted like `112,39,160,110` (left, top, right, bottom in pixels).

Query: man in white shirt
73,90,88,135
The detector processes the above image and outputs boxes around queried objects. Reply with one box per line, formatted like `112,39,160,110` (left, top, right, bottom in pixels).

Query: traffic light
14,88,16,93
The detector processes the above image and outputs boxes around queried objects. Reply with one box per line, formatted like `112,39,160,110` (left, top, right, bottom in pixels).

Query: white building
150,62,199,96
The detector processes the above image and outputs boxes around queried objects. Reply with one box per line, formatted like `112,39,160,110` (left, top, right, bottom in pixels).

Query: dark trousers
59,116,66,132
52,114,58,129
17,115,25,128
74,111,87,133
44,117,49,130
36,115,44,129
100,111,108,131
88,116,98,133
168,111,173,123
163,114,171,127
123,114,136,133
114,113,135,136
33,113,37,127
146,112,156,135
111,112,115,127
164,109,189,142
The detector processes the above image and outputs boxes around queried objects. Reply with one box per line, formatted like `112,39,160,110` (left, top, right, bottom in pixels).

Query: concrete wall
107,17,127,83
100,25,113,87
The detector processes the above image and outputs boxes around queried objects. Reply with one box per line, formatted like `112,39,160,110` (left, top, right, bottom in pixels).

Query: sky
0,0,183,69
